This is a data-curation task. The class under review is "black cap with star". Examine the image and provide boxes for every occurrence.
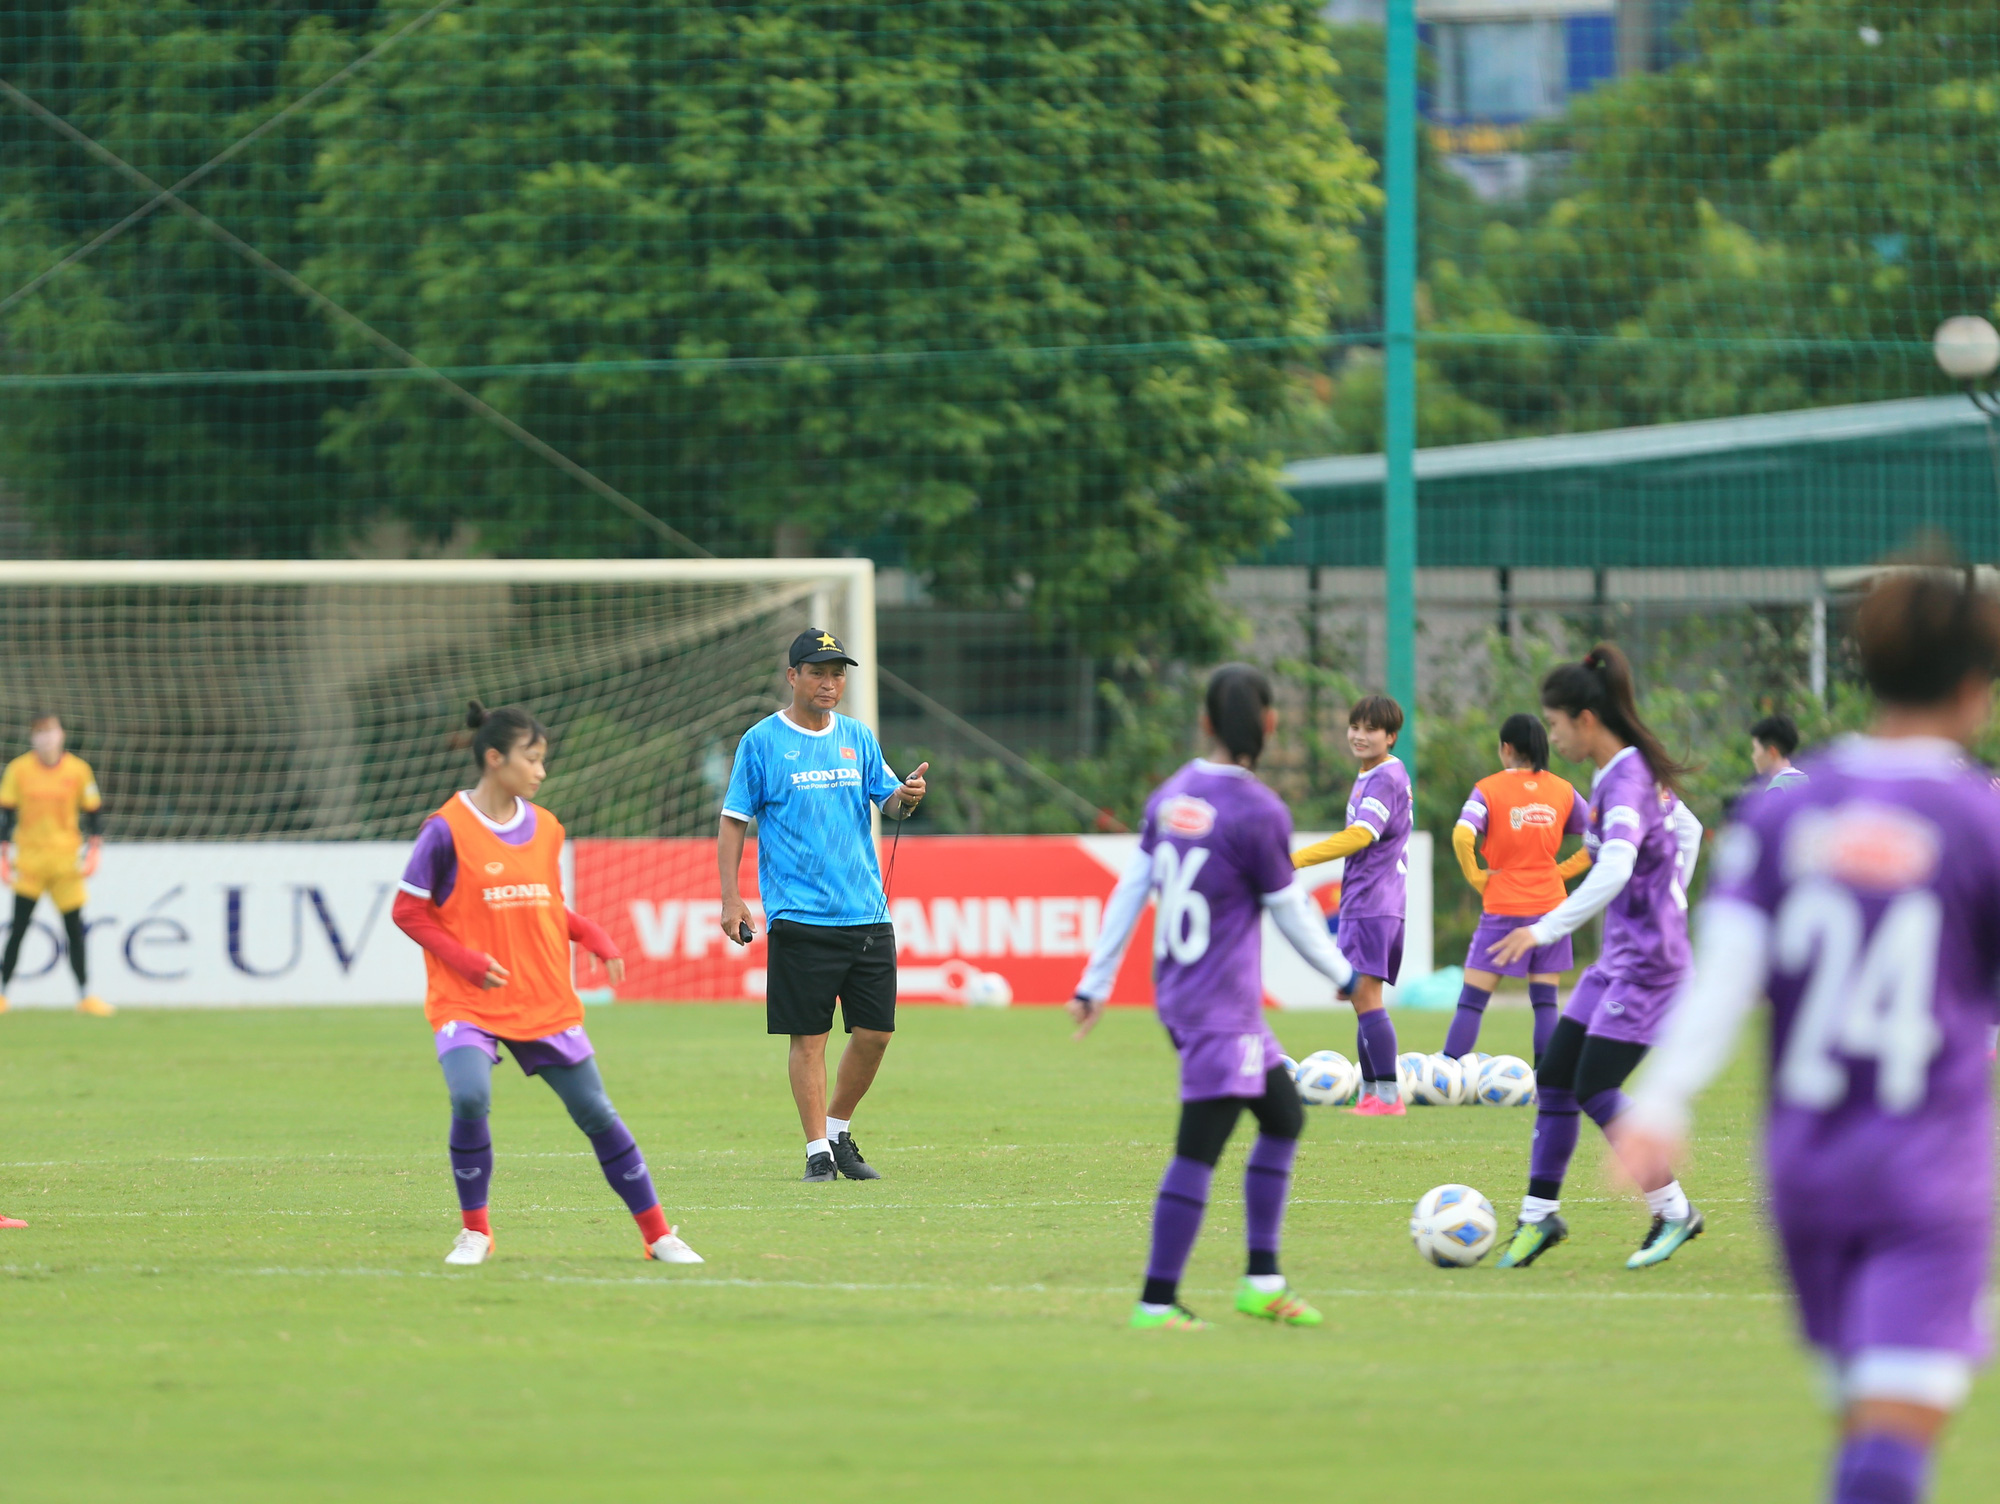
[789,627,858,668]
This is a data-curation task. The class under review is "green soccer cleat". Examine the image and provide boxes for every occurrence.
[1129,1302,1210,1331]
[1494,1213,1568,1268]
[1234,1279,1323,1327]
[1627,1207,1705,1269]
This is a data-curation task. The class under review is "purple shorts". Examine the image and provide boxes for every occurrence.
[1339,915,1404,984]
[1464,912,1573,978]
[433,1020,595,1076]
[1561,965,1681,1046]
[1774,1205,1993,1363]
[1167,1024,1286,1102]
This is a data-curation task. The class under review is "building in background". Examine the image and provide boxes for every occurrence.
[1323,1,1689,201]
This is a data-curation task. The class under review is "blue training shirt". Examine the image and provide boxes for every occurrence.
[722,710,903,927]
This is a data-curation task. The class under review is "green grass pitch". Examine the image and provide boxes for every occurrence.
[1,1002,1994,1502]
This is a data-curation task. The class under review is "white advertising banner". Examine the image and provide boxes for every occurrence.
[3,843,431,1008]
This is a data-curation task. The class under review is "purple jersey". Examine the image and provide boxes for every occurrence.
[1339,757,1411,919]
[1137,760,1296,1035]
[1711,737,2000,1226]
[398,792,539,905]
[1588,748,1689,985]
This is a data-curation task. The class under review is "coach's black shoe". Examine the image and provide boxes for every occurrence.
[802,1151,837,1182]
[831,1132,880,1181]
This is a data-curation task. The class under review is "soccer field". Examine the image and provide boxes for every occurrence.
[0,1003,1993,1503]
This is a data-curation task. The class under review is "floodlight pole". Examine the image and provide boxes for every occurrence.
[1384,0,1420,802]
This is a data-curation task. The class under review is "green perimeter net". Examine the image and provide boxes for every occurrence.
[2,2,1998,873]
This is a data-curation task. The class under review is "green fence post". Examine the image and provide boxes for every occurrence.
[1383,0,1419,800]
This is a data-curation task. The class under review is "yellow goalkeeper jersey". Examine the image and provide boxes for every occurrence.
[0,752,101,866]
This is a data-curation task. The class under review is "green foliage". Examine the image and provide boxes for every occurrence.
[1443,0,2000,434]
[2,3,1377,661]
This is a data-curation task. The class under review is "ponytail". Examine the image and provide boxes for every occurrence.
[1498,712,1549,773]
[1540,643,1693,794]
[461,698,550,772]
[1203,664,1274,767]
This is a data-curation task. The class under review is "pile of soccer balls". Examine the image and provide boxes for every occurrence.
[1286,1049,1536,1108]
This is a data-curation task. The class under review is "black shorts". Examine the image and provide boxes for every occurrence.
[765,919,897,1036]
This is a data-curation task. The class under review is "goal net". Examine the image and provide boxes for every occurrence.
[0,559,874,843]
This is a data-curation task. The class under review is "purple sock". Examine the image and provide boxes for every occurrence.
[1582,1087,1629,1131]
[1243,1135,1298,1270]
[1528,1087,1580,1192]
[448,1116,492,1212]
[1833,1434,1929,1504]
[1142,1156,1214,1300]
[587,1121,659,1215]
[1356,1008,1398,1082]
[1442,982,1491,1058]
[1529,982,1559,1060]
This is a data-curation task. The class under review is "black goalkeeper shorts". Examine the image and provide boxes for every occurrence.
[764,919,897,1036]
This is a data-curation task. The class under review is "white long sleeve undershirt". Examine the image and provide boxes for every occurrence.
[1263,882,1355,992]
[1666,798,1704,907]
[1070,853,1356,1002]
[1072,846,1154,1003]
[1623,899,1771,1136]
[1528,837,1637,943]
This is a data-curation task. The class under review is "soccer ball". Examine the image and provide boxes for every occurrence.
[1411,1053,1465,1106]
[1294,1049,1360,1107]
[1476,1055,1537,1107]
[1411,1183,1498,1266]
[965,971,1012,1007]
[1395,1050,1429,1101]
[1456,1052,1493,1103]
[1279,1054,1299,1078]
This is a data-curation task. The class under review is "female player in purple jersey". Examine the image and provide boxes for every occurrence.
[1290,695,1411,1114]
[1620,571,2000,1504]
[1070,665,1357,1331]
[1487,644,1707,1270]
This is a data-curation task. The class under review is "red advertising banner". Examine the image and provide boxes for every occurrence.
[571,836,1155,1005]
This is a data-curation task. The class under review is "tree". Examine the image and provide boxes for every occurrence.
[299,0,1375,656]
[0,1,366,555]
[1468,0,2000,430]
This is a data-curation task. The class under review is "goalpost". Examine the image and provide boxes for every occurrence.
[0,558,876,844]
[0,557,874,1006]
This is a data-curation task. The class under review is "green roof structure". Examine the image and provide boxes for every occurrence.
[1275,397,1999,568]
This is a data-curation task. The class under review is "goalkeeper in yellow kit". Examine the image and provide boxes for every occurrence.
[0,714,108,1016]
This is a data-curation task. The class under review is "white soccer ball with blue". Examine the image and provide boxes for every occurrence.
[1394,1050,1429,1101]
[1293,1049,1359,1107]
[1456,1052,1493,1103]
[1410,1183,1499,1267]
[1476,1054,1537,1107]
[1279,1054,1299,1079]
[1411,1053,1465,1106]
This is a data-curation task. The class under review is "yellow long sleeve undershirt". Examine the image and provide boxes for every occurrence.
[1291,824,1375,869]
[1451,820,1488,894]
[1557,846,1594,881]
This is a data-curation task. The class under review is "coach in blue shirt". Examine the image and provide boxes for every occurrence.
[719,628,927,1183]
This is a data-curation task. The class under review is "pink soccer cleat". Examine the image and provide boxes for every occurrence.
[1351,1095,1406,1117]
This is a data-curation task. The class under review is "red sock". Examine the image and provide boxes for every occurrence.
[462,1206,491,1237]
[634,1204,669,1245]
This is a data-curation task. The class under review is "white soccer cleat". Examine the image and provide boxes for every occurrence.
[444,1229,493,1266]
[646,1226,704,1265]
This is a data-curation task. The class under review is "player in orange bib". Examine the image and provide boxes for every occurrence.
[391,700,701,1268]
[1447,713,1594,1064]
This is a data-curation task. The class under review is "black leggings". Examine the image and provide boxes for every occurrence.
[0,894,85,989]
[1536,1016,1649,1103]
[1175,1065,1303,1166]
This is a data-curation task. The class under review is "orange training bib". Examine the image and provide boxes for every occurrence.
[1475,770,1577,916]
[421,795,579,1040]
